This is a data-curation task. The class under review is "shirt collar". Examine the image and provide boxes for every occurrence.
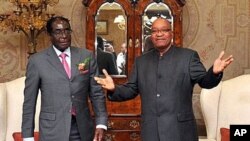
[53,46,71,58]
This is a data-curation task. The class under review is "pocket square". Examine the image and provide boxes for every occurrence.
[79,69,89,74]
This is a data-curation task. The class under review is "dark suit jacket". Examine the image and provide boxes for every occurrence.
[22,46,107,141]
[108,46,222,141]
[97,48,118,75]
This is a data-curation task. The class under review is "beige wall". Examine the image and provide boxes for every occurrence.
[1,0,249,82]
[0,0,86,82]
[183,0,250,79]
[182,0,250,135]
[0,0,249,135]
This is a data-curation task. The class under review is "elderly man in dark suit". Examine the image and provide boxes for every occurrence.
[22,16,107,141]
[94,17,233,141]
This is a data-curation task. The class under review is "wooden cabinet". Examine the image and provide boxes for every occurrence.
[105,116,141,141]
[83,0,185,140]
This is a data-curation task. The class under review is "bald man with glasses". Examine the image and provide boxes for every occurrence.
[94,18,233,141]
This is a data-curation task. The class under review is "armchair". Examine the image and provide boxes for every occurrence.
[199,74,250,141]
[0,77,40,141]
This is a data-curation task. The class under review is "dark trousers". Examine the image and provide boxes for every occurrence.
[69,116,81,141]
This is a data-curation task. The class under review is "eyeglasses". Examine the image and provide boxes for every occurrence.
[52,29,72,37]
[151,28,172,35]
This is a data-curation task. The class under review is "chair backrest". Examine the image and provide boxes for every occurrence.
[200,74,250,141]
[200,82,221,139]
[5,77,41,141]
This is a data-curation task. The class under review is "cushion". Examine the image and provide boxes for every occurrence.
[220,128,229,141]
[12,132,39,141]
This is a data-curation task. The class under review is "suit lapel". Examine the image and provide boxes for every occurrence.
[46,46,69,79]
[70,47,81,80]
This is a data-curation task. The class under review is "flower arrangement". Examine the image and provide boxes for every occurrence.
[77,57,91,74]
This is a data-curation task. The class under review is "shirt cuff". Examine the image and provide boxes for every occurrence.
[23,137,34,141]
[96,124,107,130]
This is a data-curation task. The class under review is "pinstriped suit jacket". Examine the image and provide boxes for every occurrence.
[22,46,107,141]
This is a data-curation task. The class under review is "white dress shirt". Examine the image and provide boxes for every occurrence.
[116,52,126,74]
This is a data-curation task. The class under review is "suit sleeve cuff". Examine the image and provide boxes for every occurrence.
[210,66,223,79]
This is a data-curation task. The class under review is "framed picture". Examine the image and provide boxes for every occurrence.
[96,20,108,35]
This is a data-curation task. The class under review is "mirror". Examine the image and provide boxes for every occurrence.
[142,2,173,54]
[95,2,127,76]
